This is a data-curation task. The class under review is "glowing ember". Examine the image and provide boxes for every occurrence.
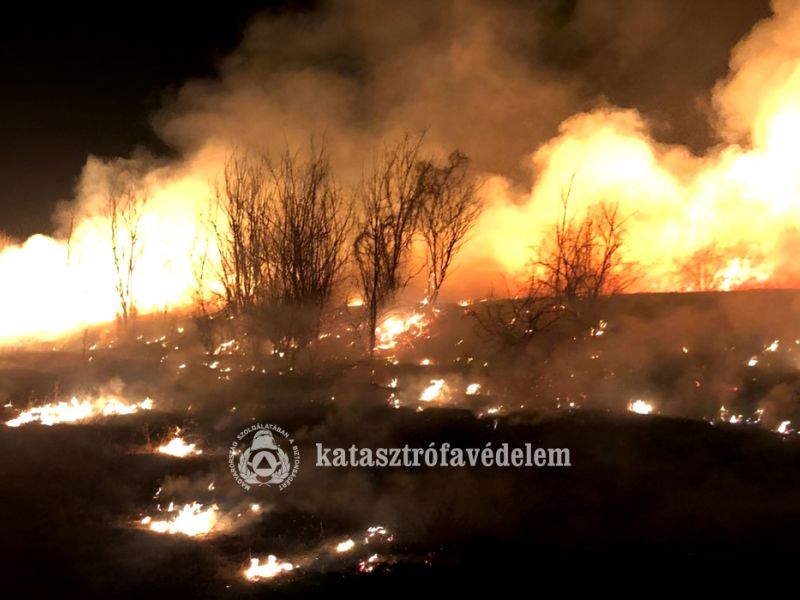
[776,420,792,435]
[336,539,355,553]
[143,502,218,537]
[465,383,481,395]
[6,396,153,427]
[766,340,779,352]
[628,399,654,415]
[358,554,380,573]
[244,556,294,581]
[366,525,392,541]
[420,379,446,402]
[157,435,202,457]
[747,357,759,367]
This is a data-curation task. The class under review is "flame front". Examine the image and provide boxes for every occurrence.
[142,502,218,537]
[244,556,294,581]
[3,4,800,342]
[157,436,202,458]
[6,396,153,427]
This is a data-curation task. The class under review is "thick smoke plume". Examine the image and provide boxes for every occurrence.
[3,0,800,341]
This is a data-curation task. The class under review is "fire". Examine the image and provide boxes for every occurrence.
[374,310,427,351]
[358,554,380,573]
[420,379,446,402]
[335,539,355,553]
[157,435,202,458]
[712,258,771,292]
[142,502,218,537]
[244,556,294,581]
[2,5,800,343]
[6,395,153,427]
[628,399,654,415]
[347,296,364,307]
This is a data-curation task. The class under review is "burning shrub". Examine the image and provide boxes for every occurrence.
[208,142,351,366]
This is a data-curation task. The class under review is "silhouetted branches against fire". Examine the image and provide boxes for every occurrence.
[536,180,632,306]
[354,135,430,356]
[190,225,219,354]
[419,151,482,305]
[209,143,350,365]
[107,182,148,325]
[212,151,269,320]
[470,279,563,348]
[473,179,631,346]
[258,142,352,364]
[675,243,725,292]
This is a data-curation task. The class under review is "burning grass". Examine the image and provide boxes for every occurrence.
[140,502,219,537]
[5,395,153,427]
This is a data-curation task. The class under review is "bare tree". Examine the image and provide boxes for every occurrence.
[536,181,631,304]
[419,151,482,305]
[675,243,724,291]
[259,142,352,363]
[210,144,351,365]
[107,183,148,325]
[353,134,430,356]
[211,151,269,319]
[190,223,222,354]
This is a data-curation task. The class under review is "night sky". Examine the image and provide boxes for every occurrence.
[0,1,769,240]
[0,3,310,239]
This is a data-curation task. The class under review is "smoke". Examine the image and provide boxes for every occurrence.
[1,0,798,340]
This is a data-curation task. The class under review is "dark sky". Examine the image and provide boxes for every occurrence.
[0,3,311,239]
[0,1,769,240]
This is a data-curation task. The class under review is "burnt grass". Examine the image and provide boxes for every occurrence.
[2,290,800,596]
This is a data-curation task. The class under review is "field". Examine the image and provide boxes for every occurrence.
[1,290,800,595]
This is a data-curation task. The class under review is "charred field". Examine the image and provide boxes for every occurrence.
[2,289,800,595]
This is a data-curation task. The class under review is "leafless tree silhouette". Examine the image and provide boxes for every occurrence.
[211,144,351,364]
[470,279,563,348]
[212,151,269,319]
[190,224,221,354]
[258,142,352,363]
[536,180,631,304]
[107,183,148,325]
[675,243,725,291]
[419,151,482,305]
[353,134,431,356]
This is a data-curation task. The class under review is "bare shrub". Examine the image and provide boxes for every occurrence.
[419,151,482,305]
[353,135,430,356]
[107,183,148,325]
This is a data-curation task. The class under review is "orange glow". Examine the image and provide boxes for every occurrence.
[2,5,800,342]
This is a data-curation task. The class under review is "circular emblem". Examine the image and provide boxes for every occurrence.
[229,424,300,491]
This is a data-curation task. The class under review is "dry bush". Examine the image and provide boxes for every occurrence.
[354,134,430,355]
[419,151,482,305]
[106,182,148,325]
